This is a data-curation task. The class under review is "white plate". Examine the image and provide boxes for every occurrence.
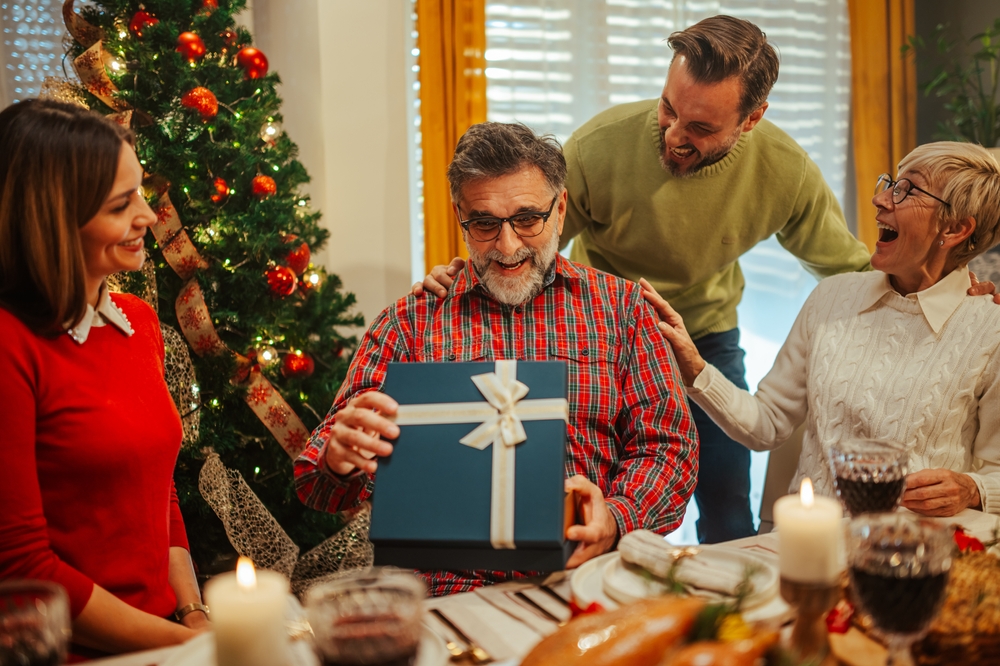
[603,546,779,610]
[570,548,792,625]
[162,628,449,666]
[569,551,619,611]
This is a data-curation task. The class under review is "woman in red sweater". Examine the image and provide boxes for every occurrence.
[0,100,209,656]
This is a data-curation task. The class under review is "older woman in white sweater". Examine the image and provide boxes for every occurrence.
[642,141,1000,517]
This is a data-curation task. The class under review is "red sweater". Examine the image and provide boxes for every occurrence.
[0,294,188,620]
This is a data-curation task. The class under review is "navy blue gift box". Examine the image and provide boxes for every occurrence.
[370,360,575,571]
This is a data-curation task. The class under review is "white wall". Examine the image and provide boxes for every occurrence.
[253,0,413,326]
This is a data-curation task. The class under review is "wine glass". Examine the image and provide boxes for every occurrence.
[847,514,953,666]
[0,580,70,666]
[304,567,425,666]
[828,439,908,516]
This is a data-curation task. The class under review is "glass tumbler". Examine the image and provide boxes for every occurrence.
[304,568,425,666]
[0,580,70,666]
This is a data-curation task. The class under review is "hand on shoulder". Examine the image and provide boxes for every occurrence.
[410,258,464,298]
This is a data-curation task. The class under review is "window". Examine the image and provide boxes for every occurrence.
[480,0,852,542]
[0,1,65,105]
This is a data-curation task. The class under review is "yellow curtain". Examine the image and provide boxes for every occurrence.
[849,0,916,251]
[417,0,487,272]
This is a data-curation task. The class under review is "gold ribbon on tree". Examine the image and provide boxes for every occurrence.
[392,360,568,549]
[62,0,311,459]
[63,0,130,111]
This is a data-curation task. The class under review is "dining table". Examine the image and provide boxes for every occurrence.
[87,507,999,666]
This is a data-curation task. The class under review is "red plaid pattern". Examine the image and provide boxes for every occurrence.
[294,256,698,596]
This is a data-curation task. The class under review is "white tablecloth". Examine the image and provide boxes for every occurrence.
[87,508,999,666]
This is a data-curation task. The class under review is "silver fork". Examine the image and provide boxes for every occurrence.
[430,608,493,663]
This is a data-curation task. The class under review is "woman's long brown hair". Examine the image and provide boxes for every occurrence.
[0,99,133,335]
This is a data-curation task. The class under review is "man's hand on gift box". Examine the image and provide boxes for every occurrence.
[564,475,619,569]
[323,392,400,476]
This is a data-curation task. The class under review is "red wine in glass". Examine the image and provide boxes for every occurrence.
[850,567,948,635]
[828,439,908,516]
[319,614,419,666]
[847,514,953,665]
[835,475,907,515]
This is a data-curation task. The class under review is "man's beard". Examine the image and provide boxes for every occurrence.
[468,229,560,306]
[658,124,743,177]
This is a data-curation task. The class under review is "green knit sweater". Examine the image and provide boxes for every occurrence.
[562,100,871,339]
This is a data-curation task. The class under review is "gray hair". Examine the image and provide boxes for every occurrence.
[898,141,1000,265]
[447,122,566,203]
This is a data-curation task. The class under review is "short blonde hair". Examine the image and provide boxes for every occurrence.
[898,141,1000,265]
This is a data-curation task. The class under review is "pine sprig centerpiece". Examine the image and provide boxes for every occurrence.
[61,0,363,573]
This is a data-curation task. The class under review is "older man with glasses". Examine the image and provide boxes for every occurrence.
[294,121,698,596]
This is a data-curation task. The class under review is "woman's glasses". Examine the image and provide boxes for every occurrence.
[875,174,950,207]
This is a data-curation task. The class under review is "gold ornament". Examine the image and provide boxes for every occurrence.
[259,120,281,145]
[301,270,323,290]
[257,345,279,367]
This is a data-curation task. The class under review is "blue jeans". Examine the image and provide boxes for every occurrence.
[689,328,756,544]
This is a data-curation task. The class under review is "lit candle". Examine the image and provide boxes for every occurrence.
[773,478,845,584]
[204,557,290,666]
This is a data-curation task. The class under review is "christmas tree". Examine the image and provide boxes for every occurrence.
[60,0,363,573]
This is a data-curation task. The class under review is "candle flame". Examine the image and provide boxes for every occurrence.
[236,556,257,590]
[800,477,814,507]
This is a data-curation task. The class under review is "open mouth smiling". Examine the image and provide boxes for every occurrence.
[669,145,696,160]
[496,258,528,271]
[877,221,898,243]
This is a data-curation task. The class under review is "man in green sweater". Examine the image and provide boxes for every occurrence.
[560,16,870,543]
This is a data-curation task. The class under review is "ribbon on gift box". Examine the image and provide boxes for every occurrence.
[392,360,568,549]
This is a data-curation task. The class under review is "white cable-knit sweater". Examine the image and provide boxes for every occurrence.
[689,268,1000,515]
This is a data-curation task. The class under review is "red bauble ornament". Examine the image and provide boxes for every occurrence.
[210,177,228,203]
[220,29,238,51]
[128,10,158,38]
[282,235,311,275]
[265,265,297,297]
[180,86,218,119]
[177,32,207,62]
[251,175,277,199]
[236,47,269,79]
[201,0,219,11]
[281,351,315,379]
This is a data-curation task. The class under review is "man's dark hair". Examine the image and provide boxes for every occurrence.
[447,122,566,203]
[667,15,780,118]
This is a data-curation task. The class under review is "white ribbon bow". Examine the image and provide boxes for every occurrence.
[392,360,568,549]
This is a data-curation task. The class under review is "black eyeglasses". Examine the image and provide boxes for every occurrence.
[875,174,950,207]
[458,196,557,242]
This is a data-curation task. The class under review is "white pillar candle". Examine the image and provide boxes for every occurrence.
[773,478,846,585]
[204,557,290,666]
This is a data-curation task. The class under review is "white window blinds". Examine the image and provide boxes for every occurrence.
[484,0,850,205]
[0,1,65,106]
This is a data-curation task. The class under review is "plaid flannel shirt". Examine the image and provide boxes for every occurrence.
[294,255,698,596]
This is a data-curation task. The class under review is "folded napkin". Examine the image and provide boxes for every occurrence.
[673,554,748,596]
[619,530,747,596]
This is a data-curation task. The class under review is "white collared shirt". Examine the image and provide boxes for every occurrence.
[66,283,134,344]
[857,264,970,335]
